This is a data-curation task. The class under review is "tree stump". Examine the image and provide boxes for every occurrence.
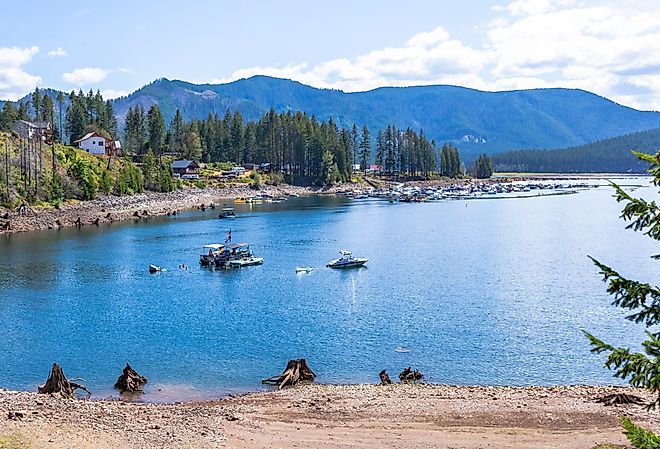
[38,363,91,399]
[379,369,392,385]
[399,366,423,382]
[114,363,147,394]
[596,393,645,406]
[262,359,316,389]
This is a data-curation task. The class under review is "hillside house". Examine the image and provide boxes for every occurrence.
[73,132,119,156]
[11,120,52,142]
[171,160,200,178]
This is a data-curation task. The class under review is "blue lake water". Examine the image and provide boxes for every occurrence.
[0,178,656,401]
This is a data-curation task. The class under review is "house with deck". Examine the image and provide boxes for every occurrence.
[73,132,120,156]
[11,120,52,142]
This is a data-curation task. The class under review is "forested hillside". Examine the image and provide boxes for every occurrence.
[492,127,660,173]
[112,76,660,159]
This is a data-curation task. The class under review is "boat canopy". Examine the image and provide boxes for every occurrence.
[222,208,235,212]
[203,244,224,250]
[227,243,249,250]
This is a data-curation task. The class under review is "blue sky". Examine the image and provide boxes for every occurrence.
[2,0,660,110]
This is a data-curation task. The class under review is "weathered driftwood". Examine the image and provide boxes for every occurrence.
[38,363,91,399]
[596,393,645,406]
[379,369,392,385]
[399,366,423,382]
[114,363,147,394]
[262,359,316,389]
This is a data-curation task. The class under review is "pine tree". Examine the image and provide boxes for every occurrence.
[32,87,41,120]
[169,109,184,155]
[474,154,493,179]
[585,151,660,447]
[0,102,17,131]
[56,91,65,143]
[359,125,371,172]
[147,105,165,155]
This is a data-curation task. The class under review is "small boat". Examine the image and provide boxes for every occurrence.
[200,244,224,266]
[296,267,314,273]
[228,256,264,268]
[220,243,263,268]
[149,264,163,273]
[395,347,411,353]
[234,197,247,204]
[218,208,236,219]
[326,251,369,269]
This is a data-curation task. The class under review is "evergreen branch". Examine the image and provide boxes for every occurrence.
[621,416,660,446]
[611,182,660,241]
[632,150,660,187]
[589,256,660,326]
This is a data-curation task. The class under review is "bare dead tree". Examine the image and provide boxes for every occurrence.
[262,359,316,390]
[114,363,147,394]
[38,363,91,399]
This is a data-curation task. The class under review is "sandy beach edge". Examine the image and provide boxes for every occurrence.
[1,383,659,448]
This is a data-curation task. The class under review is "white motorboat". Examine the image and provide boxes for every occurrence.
[296,267,314,273]
[224,243,263,268]
[228,256,264,267]
[218,208,236,219]
[326,251,368,269]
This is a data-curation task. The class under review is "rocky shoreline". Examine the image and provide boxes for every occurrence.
[1,384,658,448]
[0,184,345,235]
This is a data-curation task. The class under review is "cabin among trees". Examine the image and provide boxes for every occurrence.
[171,159,200,177]
[74,132,121,156]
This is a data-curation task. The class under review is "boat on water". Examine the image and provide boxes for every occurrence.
[223,243,263,268]
[296,267,314,273]
[228,256,264,267]
[199,243,225,266]
[218,208,236,219]
[326,251,369,269]
[210,243,263,268]
[234,197,247,204]
[149,264,163,273]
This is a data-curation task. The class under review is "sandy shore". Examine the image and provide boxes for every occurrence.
[0,184,346,235]
[1,384,658,448]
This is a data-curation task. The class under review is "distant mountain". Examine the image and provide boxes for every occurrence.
[6,76,660,161]
[112,76,660,159]
[492,127,660,173]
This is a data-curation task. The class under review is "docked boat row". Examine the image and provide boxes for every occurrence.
[200,243,263,268]
[233,194,290,204]
[337,180,598,203]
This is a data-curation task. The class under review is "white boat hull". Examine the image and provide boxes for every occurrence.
[326,258,368,269]
[229,257,264,268]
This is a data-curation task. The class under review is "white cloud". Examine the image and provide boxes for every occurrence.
[47,47,67,57]
[117,67,134,74]
[62,67,108,86]
[0,46,41,100]
[101,88,129,99]
[214,0,660,110]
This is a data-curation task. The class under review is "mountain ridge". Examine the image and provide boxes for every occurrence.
[4,75,660,160]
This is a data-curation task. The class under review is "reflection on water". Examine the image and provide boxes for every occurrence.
[0,177,656,401]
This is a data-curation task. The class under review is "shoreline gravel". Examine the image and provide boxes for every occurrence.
[2,383,659,448]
